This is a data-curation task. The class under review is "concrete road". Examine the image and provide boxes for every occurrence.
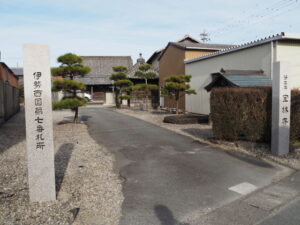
[257,171,300,225]
[258,198,300,225]
[81,107,288,225]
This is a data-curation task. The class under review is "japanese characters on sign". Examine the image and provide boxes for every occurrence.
[271,61,291,156]
[32,72,46,150]
[23,44,56,202]
[280,74,290,127]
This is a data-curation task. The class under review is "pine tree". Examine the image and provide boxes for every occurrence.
[51,53,90,122]
[162,74,196,114]
[133,64,158,110]
[109,66,133,108]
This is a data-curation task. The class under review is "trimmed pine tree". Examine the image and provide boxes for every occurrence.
[162,74,196,114]
[52,53,90,122]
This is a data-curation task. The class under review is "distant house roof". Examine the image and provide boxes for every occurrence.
[175,34,201,43]
[0,63,19,88]
[205,69,272,91]
[147,34,203,64]
[75,56,133,85]
[11,67,23,76]
[185,32,300,64]
[169,41,234,51]
[158,39,234,60]
[146,48,164,64]
[0,63,15,76]
[128,54,158,79]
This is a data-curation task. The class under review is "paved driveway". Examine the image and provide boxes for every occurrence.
[81,107,288,225]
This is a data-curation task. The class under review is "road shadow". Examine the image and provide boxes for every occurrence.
[154,204,190,225]
[80,115,92,122]
[151,111,173,115]
[55,143,74,195]
[182,128,213,139]
[0,110,25,154]
[225,151,274,168]
[56,116,75,125]
[56,115,92,124]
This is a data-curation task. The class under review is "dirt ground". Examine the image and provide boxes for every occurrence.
[0,109,123,225]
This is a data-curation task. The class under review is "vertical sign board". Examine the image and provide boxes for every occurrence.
[23,44,56,202]
[271,61,291,156]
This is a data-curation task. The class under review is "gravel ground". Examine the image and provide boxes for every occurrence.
[0,109,123,225]
[116,107,300,170]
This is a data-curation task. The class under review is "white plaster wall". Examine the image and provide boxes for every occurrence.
[185,43,272,115]
[276,41,300,89]
[51,91,64,102]
[160,96,164,107]
[105,92,115,105]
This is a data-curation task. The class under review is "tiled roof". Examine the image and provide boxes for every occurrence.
[75,56,133,85]
[147,34,201,64]
[11,67,23,76]
[146,48,164,64]
[127,62,158,79]
[158,39,235,60]
[74,77,111,85]
[128,54,158,79]
[0,63,19,88]
[205,69,271,91]
[170,41,234,50]
[175,34,201,43]
[185,32,300,64]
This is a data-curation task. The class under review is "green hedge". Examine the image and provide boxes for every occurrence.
[291,90,300,142]
[210,87,300,143]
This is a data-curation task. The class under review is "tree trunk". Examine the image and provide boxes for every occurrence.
[127,91,131,108]
[115,88,120,109]
[145,95,148,110]
[176,93,179,114]
[145,79,148,110]
[127,98,131,108]
[73,107,79,123]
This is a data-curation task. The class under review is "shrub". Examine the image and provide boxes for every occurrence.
[291,90,300,142]
[53,98,87,110]
[51,53,90,122]
[163,115,209,124]
[161,74,196,114]
[52,79,86,92]
[109,66,132,108]
[119,94,131,100]
[210,87,300,143]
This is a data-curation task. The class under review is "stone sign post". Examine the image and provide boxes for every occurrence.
[271,61,291,156]
[23,44,56,202]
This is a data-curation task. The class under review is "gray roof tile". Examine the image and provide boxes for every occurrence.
[205,70,271,91]
[10,67,23,76]
[170,41,234,50]
[76,56,133,85]
[127,62,158,79]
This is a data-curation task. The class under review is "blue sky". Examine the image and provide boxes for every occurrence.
[0,0,300,67]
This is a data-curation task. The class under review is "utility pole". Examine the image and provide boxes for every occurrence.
[200,30,210,43]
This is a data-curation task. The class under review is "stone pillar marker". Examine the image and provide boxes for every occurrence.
[23,44,56,202]
[271,61,291,156]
